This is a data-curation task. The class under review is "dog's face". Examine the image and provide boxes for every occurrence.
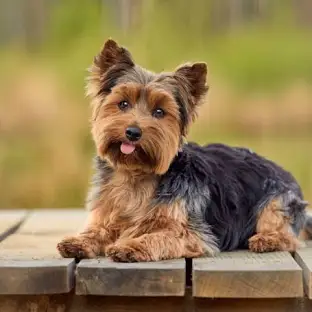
[87,40,208,174]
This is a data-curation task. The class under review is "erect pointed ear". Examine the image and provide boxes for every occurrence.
[93,39,134,74]
[87,39,134,98]
[174,62,208,100]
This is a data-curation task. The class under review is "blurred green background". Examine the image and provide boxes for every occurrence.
[0,0,311,208]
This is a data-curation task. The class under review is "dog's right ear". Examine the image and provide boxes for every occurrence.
[94,39,134,73]
[87,39,134,99]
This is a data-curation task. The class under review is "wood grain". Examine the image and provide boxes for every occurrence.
[0,259,75,295]
[1,294,312,312]
[194,298,312,312]
[294,247,312,298]
[76,258,186,296]
[0,209,87,257]
[0,209,87,294]
[193,251,303,298]
[0,294,186,312]
[0,294,70,312]
[71,296,185,312]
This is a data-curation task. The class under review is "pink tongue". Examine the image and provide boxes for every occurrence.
[120,143,136,154]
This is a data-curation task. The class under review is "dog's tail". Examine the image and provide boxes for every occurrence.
[300,212,312,240]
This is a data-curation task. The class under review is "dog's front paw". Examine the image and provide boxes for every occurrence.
[106,242,152,262]
[57,236,97,259]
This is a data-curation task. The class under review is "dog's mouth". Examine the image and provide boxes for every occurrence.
[103,140,158,172]
[120,142,136,155]
[106,141,142,157]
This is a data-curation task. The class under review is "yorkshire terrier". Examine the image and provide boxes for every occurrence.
[57,39,311,262]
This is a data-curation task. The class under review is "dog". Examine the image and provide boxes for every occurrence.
[57,39,311,262]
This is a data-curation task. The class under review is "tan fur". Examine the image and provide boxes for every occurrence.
[86,39,134,99]
[57,39,209,262]
[91,82,180,174]
[299,228,310,240]
[174,62,208,123]
[57,171,206,261]
[106,200,206,262]
[249,198,301,252]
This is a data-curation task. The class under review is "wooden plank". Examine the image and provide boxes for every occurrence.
[1,294,312,312]
[0,259,75,295]
[0,209,87,257]
[0,294,70,312]
[71,295,186,312]
[294,247,312,299]
[0,294,186,312]
[76,258,185,296]
[0,209,87,295]
[17,209,87,234]
[193,251,303,298]
[194,298,312,312]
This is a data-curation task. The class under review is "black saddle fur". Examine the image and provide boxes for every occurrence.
[156,142,307,251]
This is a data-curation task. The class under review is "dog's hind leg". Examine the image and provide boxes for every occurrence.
[248,192,307,253]
[299,212,312,240]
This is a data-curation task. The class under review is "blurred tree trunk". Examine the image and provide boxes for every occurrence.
[228,0,243,28]
[243,0,269,21]
[23,0,47,51]
[0,0,24,45]
[0,0,52,50]
[210,0,270,33]
[101,0,144,32]
[293,0,312,27]
[210,0,230,33]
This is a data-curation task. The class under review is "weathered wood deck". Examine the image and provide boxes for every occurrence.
[1,210,312,311]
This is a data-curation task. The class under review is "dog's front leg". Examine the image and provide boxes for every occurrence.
[106,230,206,262]
[105,200,209,262]
[106,231,179,262]
[57,207,117,259]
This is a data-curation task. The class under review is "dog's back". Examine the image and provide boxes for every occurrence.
[157,142,308,252]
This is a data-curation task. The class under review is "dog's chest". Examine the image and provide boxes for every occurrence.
[104,173,157,222]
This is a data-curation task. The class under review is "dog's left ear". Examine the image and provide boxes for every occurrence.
[87,39,135,99]
[174,62,208,102]
[94,39,134,74]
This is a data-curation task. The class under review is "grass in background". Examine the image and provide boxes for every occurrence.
[0,0,311,208]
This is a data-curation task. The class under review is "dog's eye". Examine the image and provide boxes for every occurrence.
[152,108,165,119]
[118,101,130,111]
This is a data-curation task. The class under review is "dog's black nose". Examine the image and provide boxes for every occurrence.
[125,127,142,141]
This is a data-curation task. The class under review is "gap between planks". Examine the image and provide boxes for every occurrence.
[0,210,30,242]
[294,246,312,299]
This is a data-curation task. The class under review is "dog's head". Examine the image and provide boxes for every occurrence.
[87,39,208,174]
